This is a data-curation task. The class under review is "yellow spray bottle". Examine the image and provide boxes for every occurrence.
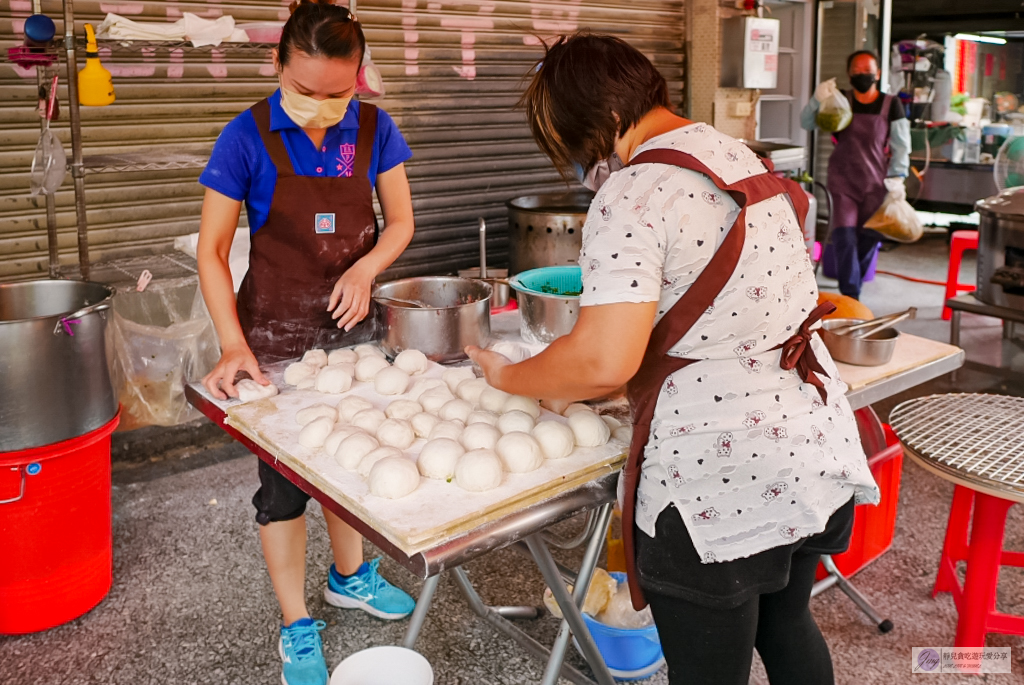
[78,24,114,106]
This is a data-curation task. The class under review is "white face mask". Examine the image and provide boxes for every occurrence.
[575,153,625,192]
[279,84,352,129]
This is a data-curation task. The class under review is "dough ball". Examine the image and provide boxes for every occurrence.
[429,420,465,442]
[394,349,430,375]
[418,438,465,480]
[479,386,512,413]
[376,418,416,450]
[236,379,279,403]
[386,399,423,421]
[467,410,498,426]
[302,349,328,368]
[338,395,374,423]
[296,403,338,426]
[563,403,593,417]
[460,422,500,451]
[374,367,410,396]
[502,395,541,419]
[284,361,318,386]
[368,456,420,499]
[296,377,316,390]
[442,367,476,393]
[354,344,386,359]
[315,365,353,394]
[495,432,544,473]
[336,432,379,470]
[456,378,489,405]
[299,416,334,449]
[612,425,633,443]
[409,378,447,401]
[488,341,532,364]
[324,426,362,458]
[497,410,535,435]
[358,446,403,478]
[533,421,576,460]
[568,410,611,447]
[327,348,359,366]
[355,355,390,382]
[351,408,387,434]
[439,398,474,423]
[601,415,623,431]
[411,412,442,439]
[454,449,504,492]
[420,388,455,414]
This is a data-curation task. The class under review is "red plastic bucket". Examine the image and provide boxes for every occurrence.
[0,411,120,634]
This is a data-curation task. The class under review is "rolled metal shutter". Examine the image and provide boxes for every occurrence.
[0,0,684,281]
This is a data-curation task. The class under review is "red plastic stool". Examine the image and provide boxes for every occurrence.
[942,230,978,321]
[933,485,1024,646]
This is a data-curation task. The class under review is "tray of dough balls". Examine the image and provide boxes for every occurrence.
[223,344,631,555]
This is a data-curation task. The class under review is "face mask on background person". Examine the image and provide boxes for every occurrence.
[574,153,625,192]
[849,73,878,94]
[279,83,352,128]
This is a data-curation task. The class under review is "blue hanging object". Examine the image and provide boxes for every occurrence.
[24,14,56,46]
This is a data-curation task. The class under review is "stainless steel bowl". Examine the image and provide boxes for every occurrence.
[373,277,491,363]
[820,318,900,367]
[508,283,579,344]
[458,267,510,309]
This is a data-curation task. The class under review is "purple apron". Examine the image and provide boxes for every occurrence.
[827,92,893,228]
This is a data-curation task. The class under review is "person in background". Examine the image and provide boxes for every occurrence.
[197,2,416,684]
[801,50,911,300]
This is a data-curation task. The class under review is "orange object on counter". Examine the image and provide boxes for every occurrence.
[817,292,874,321]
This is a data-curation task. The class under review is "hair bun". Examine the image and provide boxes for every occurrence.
[289,0,345,14]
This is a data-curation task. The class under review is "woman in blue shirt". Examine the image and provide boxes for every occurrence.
[197,3,415,683]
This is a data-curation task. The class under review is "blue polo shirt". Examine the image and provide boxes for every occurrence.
[199,90,412,234]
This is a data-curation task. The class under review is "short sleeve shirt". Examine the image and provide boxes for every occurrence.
[199,90,412,234]
[580,123,880,563]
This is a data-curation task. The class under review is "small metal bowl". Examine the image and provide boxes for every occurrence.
[458,267,510,309]
[819,318,900,367]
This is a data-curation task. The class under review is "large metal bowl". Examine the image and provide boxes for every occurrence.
[819,318,900,367]
[373,277,491,363]
[458,267,510,309]
[508,281,579,344]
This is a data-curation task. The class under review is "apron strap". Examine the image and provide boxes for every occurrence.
[251,98,297,178]
[353,102,378,179]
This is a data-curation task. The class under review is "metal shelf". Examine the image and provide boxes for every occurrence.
[81,151,209,174]
[57,38,277,54]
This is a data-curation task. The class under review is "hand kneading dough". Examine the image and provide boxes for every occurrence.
[299,416,334,448]
[336,432,379,470]
[284,361,319,386]
[296,403,338,426]
[386,399,423,421]
[601,415,622,431]
[495,432,544,473]
[456,378,489,405]
[374,366,410,395]
[324,426,362,457]
[357,446,403,478]
[419,389,454,414]
[568,410,611,447]
[337,395,374,423]
[394,349,429,375]
[460,422,500,451]
[455,449,504,492]
[368,456,420,499]
[376,418,416,449]
[418,438,465,480]
[612,425,633,443]
[497,410,535,435]
[439,398,473,423]
[466,410,498,426]
[479,386,512,413]
[327,348,358,366]
[354,344,386,359]
[302,349,328,368]
[236,379,279,403]
[563,403,593,417]
[355,355,390,382]
[488,341,532,364]
[350,408,387,434]
[429,420,465,442]
[502,395,541,419]
[442,367,476,393]
[409,378,446,401]
[315,365,353,394]
[533,421,575,460]
[411,412,441,439]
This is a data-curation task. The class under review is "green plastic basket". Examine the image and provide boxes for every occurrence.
[509,266,583,298]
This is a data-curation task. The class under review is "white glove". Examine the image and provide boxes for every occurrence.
[814,78,837,104]
[884,176,907,203]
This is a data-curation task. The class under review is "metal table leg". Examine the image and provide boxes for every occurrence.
[811,555,893,633]
[402,573,442,649]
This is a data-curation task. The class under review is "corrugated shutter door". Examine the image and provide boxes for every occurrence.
[0,0,684,281]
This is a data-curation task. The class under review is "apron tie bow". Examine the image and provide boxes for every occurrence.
[775,301,837,404]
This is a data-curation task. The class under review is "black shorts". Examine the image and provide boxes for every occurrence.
[252,459,310,525]
[635,496,855,609]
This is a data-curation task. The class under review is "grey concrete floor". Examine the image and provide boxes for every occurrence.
[4,235,1024,685]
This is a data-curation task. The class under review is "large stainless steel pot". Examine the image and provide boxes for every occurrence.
[506,191,593,274]
[976,189,1024,310]
[373,277,491,363]
[0,280,117,451]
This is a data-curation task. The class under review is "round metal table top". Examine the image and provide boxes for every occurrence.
[890,393,1024,504]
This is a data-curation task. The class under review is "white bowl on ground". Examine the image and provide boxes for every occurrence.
[331,646,433,685]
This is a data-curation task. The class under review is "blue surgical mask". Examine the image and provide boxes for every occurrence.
[574,153,624,192]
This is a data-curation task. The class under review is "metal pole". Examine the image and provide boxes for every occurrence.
[32,0,59,278]
[401,573,441,649]
[62,0,90,280]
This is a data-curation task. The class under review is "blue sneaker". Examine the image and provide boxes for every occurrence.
[324,558,415,620]
[278,618,328,685]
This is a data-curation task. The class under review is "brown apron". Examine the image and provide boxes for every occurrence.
[236,99,379,364]
[621,148,835,610]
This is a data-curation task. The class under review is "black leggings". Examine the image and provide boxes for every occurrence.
[646,550,834,685]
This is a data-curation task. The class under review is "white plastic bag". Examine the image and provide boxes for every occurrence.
[355,45,385,98]
[864,177,923,243]
[816,78,852,132]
